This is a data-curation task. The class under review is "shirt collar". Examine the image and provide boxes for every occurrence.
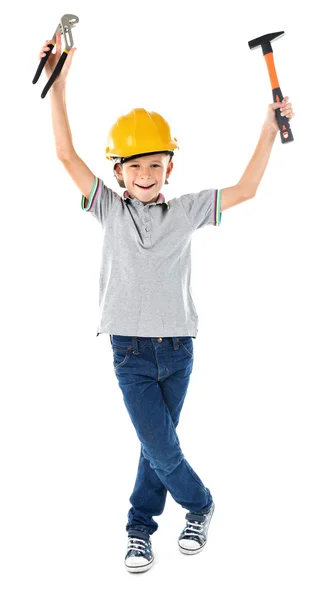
[122,189,170,209]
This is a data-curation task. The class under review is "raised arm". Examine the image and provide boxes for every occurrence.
[36,32,96,199]
[221,97,294,212]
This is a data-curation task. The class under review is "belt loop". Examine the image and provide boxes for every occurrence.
[172,336,180,350]
[132,337,139,355]
[109,334,112,346]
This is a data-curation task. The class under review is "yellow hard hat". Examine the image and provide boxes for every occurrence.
[105,108,179,160]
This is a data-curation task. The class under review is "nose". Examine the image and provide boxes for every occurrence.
[140,167,152,177]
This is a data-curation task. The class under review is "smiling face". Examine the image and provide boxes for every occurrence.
[114,153,174,204]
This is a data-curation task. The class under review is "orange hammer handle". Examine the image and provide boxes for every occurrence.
[264,52,280,89]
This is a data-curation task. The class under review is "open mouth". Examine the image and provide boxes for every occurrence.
[135,184,155,189]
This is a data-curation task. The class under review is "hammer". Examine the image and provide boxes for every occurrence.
[248,31,294,144]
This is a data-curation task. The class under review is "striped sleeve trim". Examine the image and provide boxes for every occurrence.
[81,176,100,211]
[214,189,222,226]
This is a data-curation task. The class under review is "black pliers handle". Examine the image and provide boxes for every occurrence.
[32,14,79,98]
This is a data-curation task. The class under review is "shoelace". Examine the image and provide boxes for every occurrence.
[183,519,204,539]
[127,537,150,554]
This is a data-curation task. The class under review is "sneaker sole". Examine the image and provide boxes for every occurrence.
[125,558,154,573]
[178,540,207,555]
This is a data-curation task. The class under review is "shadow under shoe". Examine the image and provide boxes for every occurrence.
[178,502,215,555]
[125,535,154,573]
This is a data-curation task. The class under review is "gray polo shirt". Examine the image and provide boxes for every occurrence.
[81,177,222,338]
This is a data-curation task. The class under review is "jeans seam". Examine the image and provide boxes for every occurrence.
[184,460,208,494]
[179,340,194,359]
[113,347,131,369]
[168,409,181,449]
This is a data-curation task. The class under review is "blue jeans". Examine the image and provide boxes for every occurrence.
[110,335,213,539]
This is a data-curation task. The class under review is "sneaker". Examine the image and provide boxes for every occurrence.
[124,535,154,573]
[178,502,215,555]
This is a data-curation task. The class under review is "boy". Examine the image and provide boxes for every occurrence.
[39,33,294,573]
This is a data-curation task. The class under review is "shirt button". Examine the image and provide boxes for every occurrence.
[157,338,162,343]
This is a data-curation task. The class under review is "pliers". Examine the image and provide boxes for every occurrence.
[32,14,79,99]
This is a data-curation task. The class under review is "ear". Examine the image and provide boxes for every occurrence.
[114,163,122,177]
[166,160,174,179]
[114,163,124,182]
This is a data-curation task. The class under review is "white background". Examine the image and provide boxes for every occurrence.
[1,0,318,597]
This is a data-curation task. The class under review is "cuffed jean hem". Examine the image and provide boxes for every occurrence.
[126,528,152,540]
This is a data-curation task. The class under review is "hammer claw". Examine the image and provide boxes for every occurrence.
[248,31,285,51]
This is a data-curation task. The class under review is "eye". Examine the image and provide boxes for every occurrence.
[129,164,161,168]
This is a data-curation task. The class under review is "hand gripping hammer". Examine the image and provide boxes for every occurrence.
[248,31,294,144]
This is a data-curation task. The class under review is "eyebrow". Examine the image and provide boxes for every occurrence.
[127,161,164,166]
[128,159,164,163]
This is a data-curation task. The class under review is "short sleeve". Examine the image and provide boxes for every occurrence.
[180,189,222,230]
[81,176,118,225]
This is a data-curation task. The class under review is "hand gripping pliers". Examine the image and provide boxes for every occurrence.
[32,14,79,99]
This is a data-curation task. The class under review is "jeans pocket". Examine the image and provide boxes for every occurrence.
[112,345,132,369]
[179,338,194,359]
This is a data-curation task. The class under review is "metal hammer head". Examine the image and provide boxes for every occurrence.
[248,31,285,52]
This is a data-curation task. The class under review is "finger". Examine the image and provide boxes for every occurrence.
[55,32,61,51]
[39,46,50,58]
[280,103,293,112]
[276,97,289,108]
[67,47,77,58]
[272,99,290,110]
